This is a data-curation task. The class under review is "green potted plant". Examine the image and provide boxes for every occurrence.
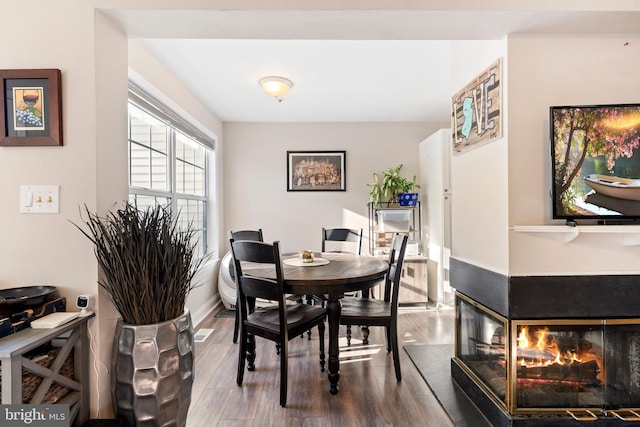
[368,164,420,206]
[73,202,206,427]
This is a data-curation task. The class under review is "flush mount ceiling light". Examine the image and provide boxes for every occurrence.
[259,76,293,102]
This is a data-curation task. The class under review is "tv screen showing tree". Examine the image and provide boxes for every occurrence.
[551,104,640,221]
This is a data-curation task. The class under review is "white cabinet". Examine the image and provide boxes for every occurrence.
[419,128,453,307]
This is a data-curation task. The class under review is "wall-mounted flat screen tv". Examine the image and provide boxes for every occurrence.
[551,104,640,222]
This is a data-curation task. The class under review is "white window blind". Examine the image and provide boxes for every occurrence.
[127,82,213,257]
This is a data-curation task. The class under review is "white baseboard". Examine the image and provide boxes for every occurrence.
[191,295,223,328]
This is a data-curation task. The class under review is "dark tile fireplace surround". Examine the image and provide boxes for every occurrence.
[450,258,640,427]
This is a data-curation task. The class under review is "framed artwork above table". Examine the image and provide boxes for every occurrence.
[287,150,346,191]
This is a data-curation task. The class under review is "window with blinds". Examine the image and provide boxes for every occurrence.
[127,84,214,258]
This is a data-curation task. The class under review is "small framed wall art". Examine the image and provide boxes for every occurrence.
[0,69,63,147]
[287,150,346,191]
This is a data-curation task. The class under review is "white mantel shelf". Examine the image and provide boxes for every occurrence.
[512,225,640,245]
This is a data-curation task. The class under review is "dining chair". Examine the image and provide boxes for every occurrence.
[314,227,364,305]
[321,227,363,255]
[228,229,263,344]
[339,233,408,381]
[231,239,326,407]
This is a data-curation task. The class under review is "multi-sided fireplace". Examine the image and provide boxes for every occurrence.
[450,259,640,426]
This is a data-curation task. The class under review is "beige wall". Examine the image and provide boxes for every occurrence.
[94,0,640,12]
[448,35,640,277]
[0,0,113,417]
[0,2,98,294]
[222,122,447,254]
[94,11,129,417]
[507,35,640,275]
[449,40,510,274]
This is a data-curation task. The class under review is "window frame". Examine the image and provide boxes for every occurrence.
[127,82,214,258]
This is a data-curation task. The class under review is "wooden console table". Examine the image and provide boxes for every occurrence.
[0,314,93,426]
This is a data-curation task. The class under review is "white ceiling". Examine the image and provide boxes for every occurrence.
[105,9,640,123]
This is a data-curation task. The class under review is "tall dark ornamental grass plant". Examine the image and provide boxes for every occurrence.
[74,203,204,325]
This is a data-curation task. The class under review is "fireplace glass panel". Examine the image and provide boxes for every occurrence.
[456,295,507,404]
[604,321,640,409]
[455,290,640,420]
[513,322,604,411]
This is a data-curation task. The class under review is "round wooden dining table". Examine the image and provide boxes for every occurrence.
[280,252,388,394]
[242,251,387,394]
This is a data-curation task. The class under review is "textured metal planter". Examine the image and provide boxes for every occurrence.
[112,310,194,427]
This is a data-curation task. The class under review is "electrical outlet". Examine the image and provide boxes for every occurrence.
[20,185,59,214]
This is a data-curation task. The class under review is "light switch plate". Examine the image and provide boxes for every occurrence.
[20,185,59,214]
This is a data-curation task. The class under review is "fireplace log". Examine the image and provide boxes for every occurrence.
[518,360,600,385]
[516,348,556,362]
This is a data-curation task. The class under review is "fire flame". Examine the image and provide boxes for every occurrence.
[517,326,583,367]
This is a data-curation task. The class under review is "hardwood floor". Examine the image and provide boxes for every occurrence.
[187,305,456,427]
